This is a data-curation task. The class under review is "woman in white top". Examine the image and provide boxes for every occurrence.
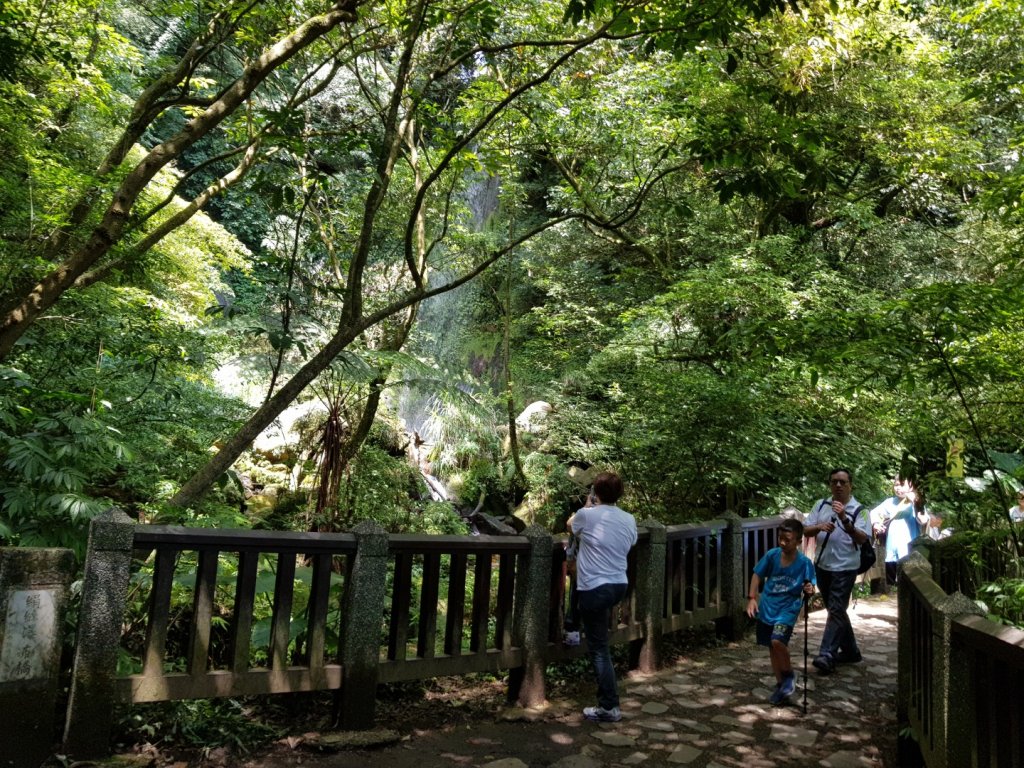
[567,471,637,723]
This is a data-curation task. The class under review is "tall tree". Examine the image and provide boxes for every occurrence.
[2,0,818,517]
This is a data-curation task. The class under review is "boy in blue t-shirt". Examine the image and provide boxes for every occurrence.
[747,517,817,705]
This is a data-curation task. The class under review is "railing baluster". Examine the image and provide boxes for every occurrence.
[418,553,441,659]
[686,538,697,612]
[142,547,176,677]
[714,531,722,610]
[701,534,711,610]
[306,553,332,672]
[388,553,412,660]
[691,534,701,611]
[444,552,467,656]
[470,553,492,653]
[230,550,257,673]
[670,539,682,615]
[496,553,515,650]
[187,549,218,676]
[270,553,296,670]
[621,548,636,628]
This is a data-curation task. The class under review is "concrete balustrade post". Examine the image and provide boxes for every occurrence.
[930,591,984,768]
[335,520,388,729]
[945,617,982,768]
[910,535,938,581]
[718,513,747,641]
[509,526,552,708]
[63,508,135,759]
[0,546,76,768]
[632,520,666,673]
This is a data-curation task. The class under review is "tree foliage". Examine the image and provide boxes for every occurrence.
[0,0,1022,551]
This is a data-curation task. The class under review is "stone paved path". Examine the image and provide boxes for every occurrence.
[248,596,899,768]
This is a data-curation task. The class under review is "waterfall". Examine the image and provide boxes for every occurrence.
[394,171,501,503]
[150,19,183,59]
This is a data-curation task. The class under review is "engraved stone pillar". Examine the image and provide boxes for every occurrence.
[0,547,76,768]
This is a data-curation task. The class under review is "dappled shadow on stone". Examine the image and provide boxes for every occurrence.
[241,597,898,768]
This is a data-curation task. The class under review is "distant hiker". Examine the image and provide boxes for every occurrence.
[747,517,816,705]
[1010,489,1024,523]
[567,471,637,723]
[869,476,917,586]
[804,467,872,674]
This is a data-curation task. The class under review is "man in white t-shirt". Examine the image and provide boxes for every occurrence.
[567,471,637,723]
[804,467,872,675]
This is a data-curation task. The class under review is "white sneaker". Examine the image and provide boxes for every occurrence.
[582,705,621,722]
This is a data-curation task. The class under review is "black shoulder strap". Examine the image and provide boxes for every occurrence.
[815,505,864,565]
[849,505,864,548]
[813,499,832,566]
[813,500,863,561]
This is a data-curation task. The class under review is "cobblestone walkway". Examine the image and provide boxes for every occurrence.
[249,596,899,768]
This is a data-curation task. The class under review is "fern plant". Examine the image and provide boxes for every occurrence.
[0,366,128,556]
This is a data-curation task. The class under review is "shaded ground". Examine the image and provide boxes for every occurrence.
[116,595,900,768]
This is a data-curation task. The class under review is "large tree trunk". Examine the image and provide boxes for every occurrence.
[74,142,263,290]
[169,319,366,509]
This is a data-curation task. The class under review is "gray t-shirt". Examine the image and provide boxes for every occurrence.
[571,504,638,591]
[806,496,871,572]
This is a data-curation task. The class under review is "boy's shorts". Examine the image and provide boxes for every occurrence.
[756,620,794,647]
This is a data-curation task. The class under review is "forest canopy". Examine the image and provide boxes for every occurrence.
[1,0,1023,555]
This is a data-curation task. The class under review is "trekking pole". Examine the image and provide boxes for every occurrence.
[803,591,810,716]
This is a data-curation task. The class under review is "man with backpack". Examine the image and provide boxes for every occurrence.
[804,467,873,675]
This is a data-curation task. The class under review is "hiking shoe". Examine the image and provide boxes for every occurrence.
[779,674,796,699]
[769,684,785,705]
[583,705,622,722]
[835,650,863,664]
[812,654,835,674]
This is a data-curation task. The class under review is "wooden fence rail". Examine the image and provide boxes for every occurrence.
[62,511,780,758]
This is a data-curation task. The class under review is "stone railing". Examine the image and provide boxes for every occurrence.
[898,549,1024,768]
[22,510,783,762]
